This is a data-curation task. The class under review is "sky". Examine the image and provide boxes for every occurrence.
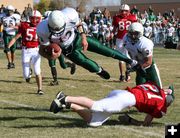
[33,0,40,3]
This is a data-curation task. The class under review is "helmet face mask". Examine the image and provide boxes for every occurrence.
[48,23,66,35]
[30,10,42,26]
[128,22,144,43]
[128,31,141,42]
[48,10,66,35]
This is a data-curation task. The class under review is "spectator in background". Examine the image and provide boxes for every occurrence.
[27,3,33,17]
[14,9,20,15]
[130,5,139,16]
[22,7,29,21]
[0,4,6,13]
[89,9,96,24]
[89,20,99,39]
[144,21,153,39]
[102,8,111,19]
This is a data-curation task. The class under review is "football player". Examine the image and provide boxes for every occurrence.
[113,4,137,82]
[124,22,162,88]
[37,7,137,80]
[2,5,20,69]
[50,82,174,127]
[7,10,44,95]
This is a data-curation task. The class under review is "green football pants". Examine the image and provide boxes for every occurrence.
[3,32,16,52]
[136,63,162,88]
[65,35,133,73]
[48,54,69,69]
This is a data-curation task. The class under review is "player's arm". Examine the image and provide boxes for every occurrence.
[7,33,21,49]
[77,23,88,51]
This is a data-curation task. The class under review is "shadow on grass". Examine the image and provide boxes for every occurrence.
[0,79,23,84]
[1,107,163,128]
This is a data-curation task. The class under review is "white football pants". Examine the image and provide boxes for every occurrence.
[21,47,41,79]
[91,90,136,113]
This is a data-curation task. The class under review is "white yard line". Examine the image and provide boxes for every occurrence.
[0,99,164,137]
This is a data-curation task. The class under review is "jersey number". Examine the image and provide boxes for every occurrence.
[118,21,131,31]
[26,28,38,41]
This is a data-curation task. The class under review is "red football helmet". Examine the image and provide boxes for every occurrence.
[119,4,130,18]
[30,10,42,27]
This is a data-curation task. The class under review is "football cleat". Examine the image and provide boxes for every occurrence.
[70,63,76,75]
[119,75,125,82]
[26,78,31,83]
[66,62,76,75]
[49,91,66,113]
[7,62,14,69]
[37,90,44,95]
[97,68,110,80]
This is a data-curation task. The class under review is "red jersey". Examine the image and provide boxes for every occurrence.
[113,14,137,39]
[18,22,39,48]
[127,82,167,118]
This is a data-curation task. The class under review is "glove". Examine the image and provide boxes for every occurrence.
[4,47,10,53]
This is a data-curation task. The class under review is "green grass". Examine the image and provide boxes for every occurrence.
[0,47,180,138]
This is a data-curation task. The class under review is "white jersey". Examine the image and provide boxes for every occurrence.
[144,26,152,38]
[37,7,80,48]
[123,35,154,64]
[2,14,19,35]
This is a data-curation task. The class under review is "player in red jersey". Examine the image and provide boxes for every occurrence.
[113,4,137,82]
[49,82,174,127]
[7,10,44,95]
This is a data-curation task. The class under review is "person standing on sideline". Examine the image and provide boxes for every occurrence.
[112,4,137,82]
[7,10,44,95]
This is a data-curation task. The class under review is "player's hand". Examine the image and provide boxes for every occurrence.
[4,47,10,53]
[81,34,88,52]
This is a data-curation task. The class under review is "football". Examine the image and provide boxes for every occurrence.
[44,43,61,55]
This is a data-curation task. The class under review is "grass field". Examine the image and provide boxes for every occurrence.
[0,47,180,138]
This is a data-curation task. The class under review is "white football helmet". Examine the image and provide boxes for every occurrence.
[120,4,130,11]
[128,22,144,42]
[48,10,66,35]
[119,4,130,17]
[30,10,42,26]
[6,5,15,11]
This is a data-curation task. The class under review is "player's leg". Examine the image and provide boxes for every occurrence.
[10,38,17,68]
[48,59,59,86]
[146,63,162,88]
[3,33,12,69]
[116,38,125,81]
[32,48,44,95]
[67,49,110,79]
[58,54,76,75]
[135,71,146,86]
[21,48,32,82]
[86,36,136,66]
